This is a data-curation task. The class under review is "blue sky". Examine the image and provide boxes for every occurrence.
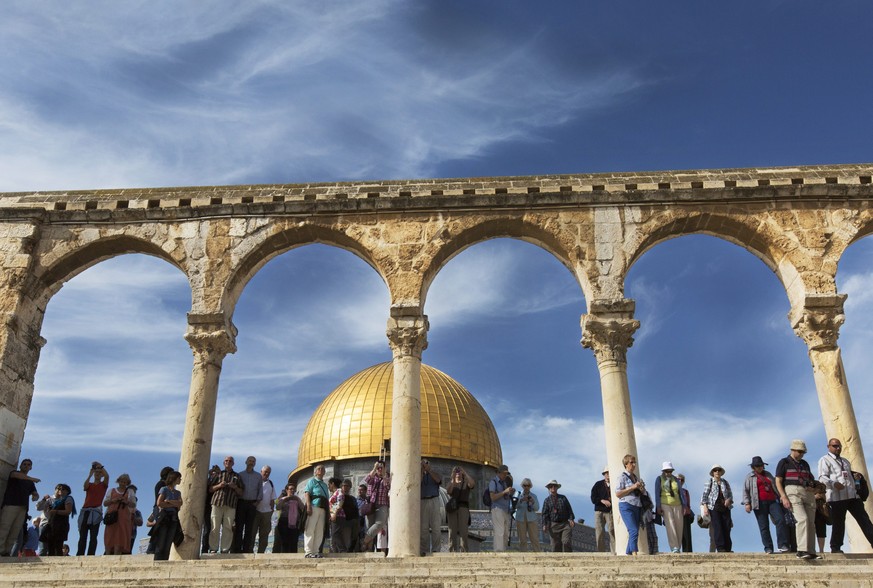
[4,2,873,553]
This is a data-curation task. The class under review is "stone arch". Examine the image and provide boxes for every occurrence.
[30,234,189,307]
[625,212,804,306]
[419,217,588,309]
[221,223,387,316]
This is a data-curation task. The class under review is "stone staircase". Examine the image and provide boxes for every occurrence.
[3,552,872,587]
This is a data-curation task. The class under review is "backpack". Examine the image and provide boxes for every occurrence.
[482,480,495,509]
[854,472,869,502]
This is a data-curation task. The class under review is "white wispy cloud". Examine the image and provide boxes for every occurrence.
[0,2,645,191]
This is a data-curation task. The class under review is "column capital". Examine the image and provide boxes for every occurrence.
[789,294,846,352]
[184,312,237,358]
[581,299,640,365]
[386,308,429,360]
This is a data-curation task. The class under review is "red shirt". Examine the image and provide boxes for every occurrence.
[755,474,777,502]
[83,482,108,509]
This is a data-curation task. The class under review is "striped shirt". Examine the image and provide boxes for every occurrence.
[775,456,814,487]
[210,469,242,508]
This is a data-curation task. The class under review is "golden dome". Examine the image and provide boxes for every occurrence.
[293,362,502,475]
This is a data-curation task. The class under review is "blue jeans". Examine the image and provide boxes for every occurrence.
[619,502,641,554]
[753,499,788,551]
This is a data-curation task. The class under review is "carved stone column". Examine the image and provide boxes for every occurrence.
[171,313,237,560]
[581,299,643,555]
[791,294,872,553]
[385,308,428,558]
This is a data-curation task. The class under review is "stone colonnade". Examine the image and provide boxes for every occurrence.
[1,164,872,557]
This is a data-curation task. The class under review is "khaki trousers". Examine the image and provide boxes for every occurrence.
[662,503,684,551]
[516,519,541,551]
[786,485,817,553]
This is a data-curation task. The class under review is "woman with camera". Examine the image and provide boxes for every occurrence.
[615,454,646,555]
[514,478,541,551]
[445,466,475,552]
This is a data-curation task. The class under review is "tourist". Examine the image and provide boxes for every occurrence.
[76,461,108,556]
[255,464,277,554]
[146,466,173,555]
[303,464,329,558]
[676,473,693,552]
[446,466,475,552]
[20,516,40,557]
[130,486,143,554]
[43,483,76,556]
[356,483,369,548]
[541,480,575,552]
[232,455,263,553]
[209,456,243,554]
[814,481,828,554]
[202,464,220,553]
[616,454,644,555]
[0,458,39,557]
[362,460,390,552]
[275,481,305,553]
[700,464,733,553]
[153,471,183,561]
[488,464,515,552]
[775,440,819,560]
[590,467,614,553]
[818,438,873,553]
[420,459,442,555]
[653,461,687,553]
[514,477,540,552]
[326,477,341,552]
[329,478,359,553]
[103,473,137,555]
[741,456,788,554]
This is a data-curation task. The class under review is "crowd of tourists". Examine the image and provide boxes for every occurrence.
[608,437,873,559]
[2,436,872,559]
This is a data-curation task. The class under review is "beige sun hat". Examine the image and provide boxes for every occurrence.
[790,439,808,452]
[545,479,561,489]
[710,464,725,475]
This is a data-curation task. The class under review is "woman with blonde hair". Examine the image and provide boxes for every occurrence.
[616,454,646,555]
[104,473,137,555]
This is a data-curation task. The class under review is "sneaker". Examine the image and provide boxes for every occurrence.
[778,547,791,553]
[671,548,680,553]
[765,548,774,554]
[807,553,821,560]
[796,551,808,559]
[832,549,844,554]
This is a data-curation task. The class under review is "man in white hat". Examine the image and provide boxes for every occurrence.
[590,467,614,553]
[542,480,575,552]
[653,461,687,553]
[775,440,819,559]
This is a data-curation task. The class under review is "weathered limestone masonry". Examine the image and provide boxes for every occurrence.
[1,163,872,558]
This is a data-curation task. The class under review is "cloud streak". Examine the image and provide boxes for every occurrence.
[0,2,645,191]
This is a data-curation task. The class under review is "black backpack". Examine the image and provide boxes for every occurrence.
[482,480,495,509]
[854,472,869,502]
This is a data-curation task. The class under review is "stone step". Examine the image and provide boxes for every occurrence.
[3,553,872,588]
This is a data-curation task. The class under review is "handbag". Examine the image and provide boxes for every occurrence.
[39,523,53,542]
[696,513,711,529]
[103,510,119,526]
[446,497,459,513]
[783,509,797,526]
[640,492,654,512]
